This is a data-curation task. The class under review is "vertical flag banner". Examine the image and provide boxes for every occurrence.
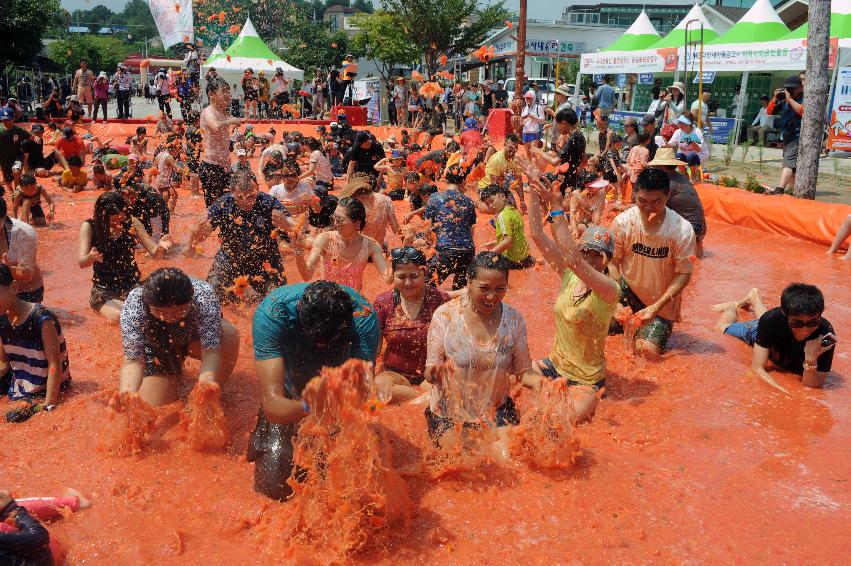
[148,0,194,49]
[827,67,851,151]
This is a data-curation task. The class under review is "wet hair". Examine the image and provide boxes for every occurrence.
[303,137,323,152]
[93,191,128,244]
[505,133,520,145]
[337,196,366,231]
[637,132,652,144]
[445,140,460,153]
[297,281,355,347]
[635,168,670,195]
[445,163,465,185]
[610,133,624,144]
[404,172,421,183]
[596,114,609,123]
[780,283,824,316]
[555,108,578,125]
[390,246,427,270]
[0,264,13,287]
[479,184,508,201]
[19,173,36,186]
[136,126,146,135]
[230,168,257,188]
[47,122,58,131]
[93,162,105,174]
[206,76,230,95]
[467,251,510,283]
[282,163,301,178]
[68,155,83,167]
[142,267,194,308]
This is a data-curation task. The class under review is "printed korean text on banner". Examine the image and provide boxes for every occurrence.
[827,67,851,151]
[639,73,655,85]
[148,0,194,49]
[581,51,670,74]
[706,117,736,144]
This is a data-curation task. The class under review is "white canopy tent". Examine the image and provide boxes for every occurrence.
[201,18,304,95]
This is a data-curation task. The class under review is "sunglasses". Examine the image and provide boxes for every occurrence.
[787,316,821,329]
[390,246,426,265]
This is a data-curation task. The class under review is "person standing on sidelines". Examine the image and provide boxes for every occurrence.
[72,60,94,117]
[112,65,133,120]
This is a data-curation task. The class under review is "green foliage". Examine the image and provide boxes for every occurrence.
[756,141,765,172]
[557,60,580,87]
[48,35,135,75]
[352,11,419,84]
[352,0,375,12]
[739,140,751,164]
[0,0,63,70]
[743,174,764,193]
[380,0,511,75]
[719,175,739,188]
[723,141,736,166]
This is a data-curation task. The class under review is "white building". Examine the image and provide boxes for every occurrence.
[469,20,625,81]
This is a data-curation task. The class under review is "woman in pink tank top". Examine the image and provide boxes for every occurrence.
[295,197,389,292]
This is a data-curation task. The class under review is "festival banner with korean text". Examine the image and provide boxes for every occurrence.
[148,0,194,49]
[827,67,851,151]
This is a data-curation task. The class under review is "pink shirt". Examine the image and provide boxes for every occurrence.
[93,80,109,99]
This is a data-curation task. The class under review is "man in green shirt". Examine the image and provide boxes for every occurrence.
[481,184,535,269]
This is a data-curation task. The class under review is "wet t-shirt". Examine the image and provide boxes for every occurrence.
[611,206,695,322]
[666,172,706,228]
[345,142,385,176]
[374,286,449,384]
[361,192,395,244]
[426,297,531,421]
[207,193,289,271]
[0,125,30,165]
[558,129,586,191]
[424,189,476,250]
[756,307,835,374]
[495,205,529,263]
[252,283,380,397]
[200,105,232,167]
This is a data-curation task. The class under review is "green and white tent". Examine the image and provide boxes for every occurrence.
[602,11,661,52]
[202,18,303,82]
[650,4,719,49]
[709,0,789,45]
[783,0,851,41]
[206,43,224,64]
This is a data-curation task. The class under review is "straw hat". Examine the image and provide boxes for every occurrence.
[554,84,572,98]
[339,172,375,198]
[647,147,685,167]
[670,81,686,94]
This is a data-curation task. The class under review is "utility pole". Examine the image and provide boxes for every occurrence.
[515,0,527,99]
[794,0,831,199]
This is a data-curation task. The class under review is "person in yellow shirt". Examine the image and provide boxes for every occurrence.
[526,177,620,423]
[476,134,525,213]
[59,155,88,192]
[480,184,534,269]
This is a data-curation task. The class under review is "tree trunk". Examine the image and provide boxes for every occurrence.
[794,0,831,199]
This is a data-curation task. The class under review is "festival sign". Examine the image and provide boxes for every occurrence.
[580,49,670,74]
[827,67,851,151]
[683,38,839,72]
[148,0,194,49]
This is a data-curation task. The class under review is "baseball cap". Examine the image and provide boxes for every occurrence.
[0,108,14,121]
[355,131,371,145]
[783,75,803,89]
[640,114,656,126]
[390,149,404,160]
[523,91,535,99]
[464,117,478,130]
[579,225,614,257]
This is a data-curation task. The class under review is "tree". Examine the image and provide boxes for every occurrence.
[0,0,63,74]
[794,0,831,199]
[352,0,375,13]
[71,4,115,33]
[48,35,135,75]
[381,0,511,76]
[352,11,419,84]
[117,0,159,42]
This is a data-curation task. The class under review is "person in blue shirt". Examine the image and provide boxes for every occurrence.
[593,76,617,117]
[423,171,477,289]
[249,280,381,500]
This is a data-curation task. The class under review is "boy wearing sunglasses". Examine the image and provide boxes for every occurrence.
[714,284,837,393]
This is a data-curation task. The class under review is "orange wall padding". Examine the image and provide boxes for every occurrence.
[695,182,851,250]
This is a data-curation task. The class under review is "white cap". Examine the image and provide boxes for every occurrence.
[236,148,247,156]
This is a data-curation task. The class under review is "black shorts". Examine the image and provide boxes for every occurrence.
[1,163,15,183]
[424,396,519,446]
[247,409,305,500]
[608,278,674,350]
[30,154,57,171]
[199,161,231,207]
[89,282,136,311]
[428,247,475,290]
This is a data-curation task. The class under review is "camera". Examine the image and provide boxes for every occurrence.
[821,335,837,348]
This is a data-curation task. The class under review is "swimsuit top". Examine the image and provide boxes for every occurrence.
[320,232,369,292]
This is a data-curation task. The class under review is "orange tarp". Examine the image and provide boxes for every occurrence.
[695,182,851,250]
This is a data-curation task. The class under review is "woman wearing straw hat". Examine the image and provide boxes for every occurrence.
[658,82,686,125]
